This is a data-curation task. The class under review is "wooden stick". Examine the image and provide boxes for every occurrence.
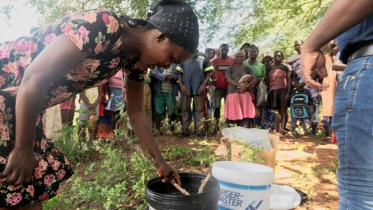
[140,150,190,195]
[170,181,190,195]
[198,173,212,194]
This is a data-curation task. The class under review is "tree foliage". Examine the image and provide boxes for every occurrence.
[1,0,332,58]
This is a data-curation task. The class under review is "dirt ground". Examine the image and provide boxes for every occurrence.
[156,134,339,210]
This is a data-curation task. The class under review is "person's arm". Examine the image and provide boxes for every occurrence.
[172,64,179,81]
[103,83,109,104]
[261,64,267,79]
[226,67,245,90]
[198,55,214,94]
[198,72,211,95]
[285,70,292,100]
[79,92,91,106]
[92,87,102,110]
[245,66,257,89]
[151,67,167,81]
[301,0,373,89]
[126,77,181,185]
[227,78,242,87]
[266,67,271,87]
[0,34,84,185]
[292,70,306,91]
[177,65,189,95]
[210,61,217,85]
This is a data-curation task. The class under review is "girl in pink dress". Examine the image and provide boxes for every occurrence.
[267,51,292,134]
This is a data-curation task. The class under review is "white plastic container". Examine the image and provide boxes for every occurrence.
[212,161,274,210]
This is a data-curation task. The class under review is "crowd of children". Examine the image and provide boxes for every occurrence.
[60,40,344,141]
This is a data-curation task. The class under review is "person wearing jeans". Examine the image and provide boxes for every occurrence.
[177,52,213,137]
[300,1,373,209]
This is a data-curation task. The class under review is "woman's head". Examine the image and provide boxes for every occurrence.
[240,43,251,51]
[249,45,259,59]
[240,43,251,58]
[123,0,199,69]
[214,48,220,58]
[273,51,284,63]
[262,56,273,68]
[294,40,303,54]
[234,50,245,64]
[205,48,215,60]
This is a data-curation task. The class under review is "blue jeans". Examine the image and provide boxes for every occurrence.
[332,55,373,209]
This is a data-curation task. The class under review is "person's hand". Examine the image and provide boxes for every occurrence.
[104,94,109,104]
[284,94,290,101]
[238,84,246,90]
[300,48,329,91]
[88,104,96,112]
[198,84,206,95]
[180,84,189,95]
[166,74,174,82]
[295,83,305,91]
[156,160,182,186]
[0,148,35,186]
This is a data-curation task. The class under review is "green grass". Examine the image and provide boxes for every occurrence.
[44,120,218,209]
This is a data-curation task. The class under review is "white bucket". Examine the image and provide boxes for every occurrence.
[212,161,274,210]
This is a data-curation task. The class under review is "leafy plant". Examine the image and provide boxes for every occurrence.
[239,143,265,164]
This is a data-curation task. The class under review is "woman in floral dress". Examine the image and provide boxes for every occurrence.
[0,0,198,209]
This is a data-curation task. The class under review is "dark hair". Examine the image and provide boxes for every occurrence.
[146,0,199,53]
[249,45,259,53]
[205,48,215,54]
[120,15,155,30]
[220,43,229,49]
[262,56,273,62]
[240,43,251,50]
[274,51,284,58]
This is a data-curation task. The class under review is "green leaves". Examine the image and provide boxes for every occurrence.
[2,0,332,57]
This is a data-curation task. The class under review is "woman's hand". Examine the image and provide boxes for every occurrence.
[284,94,290,101]
[237,84,246,93]
[0,148,35,186]
[156,160,182,186]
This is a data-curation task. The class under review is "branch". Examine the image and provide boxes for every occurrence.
[274,17,291,41]
[81,0,92,10]
[298,0,318,8]
[140,149,191,196]
[198,173,212,194]
[172,182,190,195]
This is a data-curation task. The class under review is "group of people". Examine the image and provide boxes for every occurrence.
[155,40,343,141]
[58,70,125,142]
[57,38,342,144]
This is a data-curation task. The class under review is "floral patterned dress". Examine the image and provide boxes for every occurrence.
[0,9,145,207]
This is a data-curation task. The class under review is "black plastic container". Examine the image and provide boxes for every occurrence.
[145,173,220,210]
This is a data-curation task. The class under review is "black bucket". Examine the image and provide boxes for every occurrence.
[145,173,220,210]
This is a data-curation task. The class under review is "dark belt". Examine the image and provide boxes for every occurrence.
[348,42,373,63]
